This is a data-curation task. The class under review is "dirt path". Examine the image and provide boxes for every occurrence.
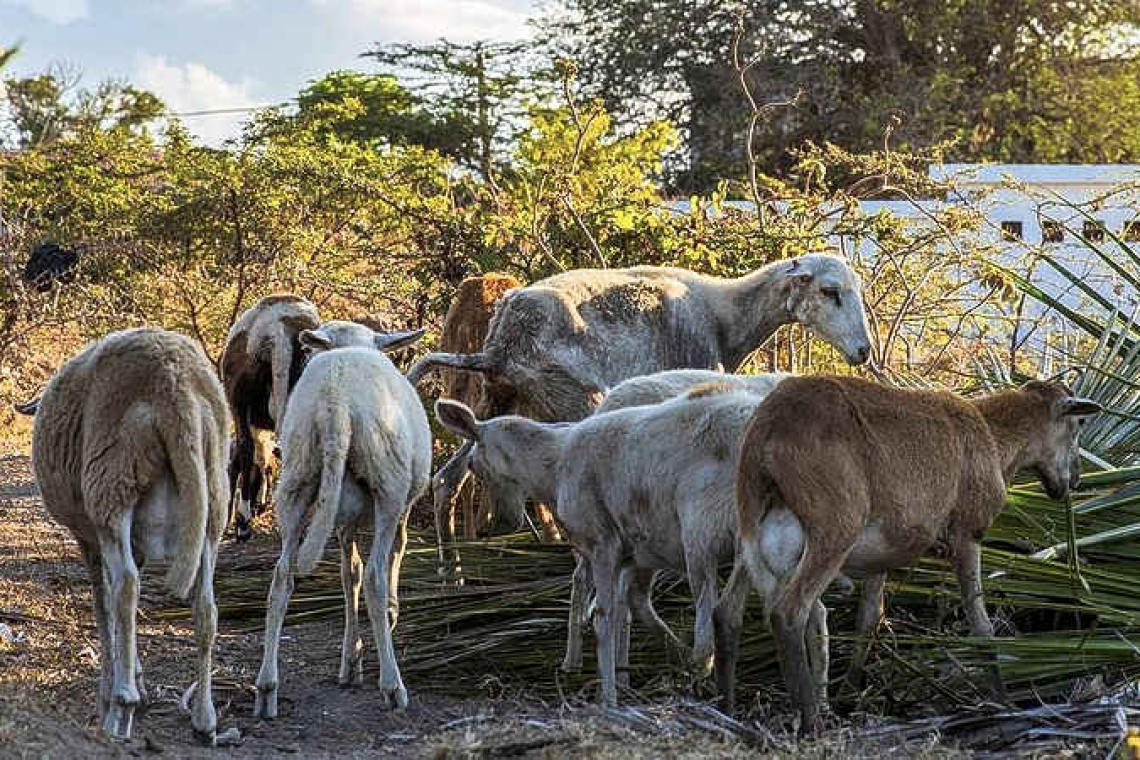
[0,455,781,759]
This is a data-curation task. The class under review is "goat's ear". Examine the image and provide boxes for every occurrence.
[1056,397,1103,418]
[435,399,481,441]
[374,327,426,353]
[299,328,332,352]
[281,313,318,331]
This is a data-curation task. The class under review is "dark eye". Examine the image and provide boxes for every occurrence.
[821,287,842,306]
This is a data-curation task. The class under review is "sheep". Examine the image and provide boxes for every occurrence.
[436,381,778,707]
[220,294,320,541]
[253,320,429,718]
[722,376,1101,732]
[21,328,231,742]
[427,273,559,575]
[557,369,791,673]
[411,254,873,536]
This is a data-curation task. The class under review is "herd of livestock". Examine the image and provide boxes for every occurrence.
[16,252,1101,745]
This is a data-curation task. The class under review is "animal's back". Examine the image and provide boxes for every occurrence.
[281,348,432,493]
[482,268,723,418]
[33,328,229,536]
[561,389,763,567]
[597,369,789,414]
[741,376,994,548]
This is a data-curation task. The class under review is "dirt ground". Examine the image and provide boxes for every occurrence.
[0,453,1102,759]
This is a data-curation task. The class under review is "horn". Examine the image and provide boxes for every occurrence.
[405,352,494,386]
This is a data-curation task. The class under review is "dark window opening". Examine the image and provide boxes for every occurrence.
[1124,219,1140,242]
[1001,221,1023,241]
[1041,220,1064,243]
[1083,219,1106,242]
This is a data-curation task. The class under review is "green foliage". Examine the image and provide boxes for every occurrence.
[2,68,164,148]
[541,0,1140,190]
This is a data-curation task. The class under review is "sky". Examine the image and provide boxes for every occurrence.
[0,0,540,145]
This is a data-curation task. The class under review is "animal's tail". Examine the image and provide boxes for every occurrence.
[406,351,493,386]
[13,397,40,415]
[294,413,349,575]
[159,394,211,600]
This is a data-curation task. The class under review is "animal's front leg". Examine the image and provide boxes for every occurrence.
[954,538,1006,701]
[562,553,592,673]
[845,572,885,691]
[338,528,365,687]
[432,443,472,583]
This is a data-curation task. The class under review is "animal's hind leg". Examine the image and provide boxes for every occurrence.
[338,526,365,687]
[627,568,688,666]
[190,540,218,744]
[806,599,829,712]
[614,567,633,688]
[713,562,750,712]
[79,539,112,720]
[387,512,409,629]
[253,488,307,719]
[845,572,885,691]
[589,539,622,707]
[364,491,409,710]
[96,512,141,740]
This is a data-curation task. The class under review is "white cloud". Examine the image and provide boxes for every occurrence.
[311,0,533,43]
[0,0,89,24]
[134,53,259,146]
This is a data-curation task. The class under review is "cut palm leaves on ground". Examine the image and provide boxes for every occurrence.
[153,460,1140,714]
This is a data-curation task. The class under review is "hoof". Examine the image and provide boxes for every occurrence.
[378,685,408,711]
[193,727,217,747]
[253,687,278,720]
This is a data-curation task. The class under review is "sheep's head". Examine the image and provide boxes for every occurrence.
[1018,380,1101,501]
[299,320,426,356]
[783,254,872,366]
[435,399,530,534]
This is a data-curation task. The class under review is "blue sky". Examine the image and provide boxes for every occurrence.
[0,0,539,144]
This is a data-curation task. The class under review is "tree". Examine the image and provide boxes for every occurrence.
[362,40,544,182]
[541,0,1140,191]
[2,64,164,147]
[294,70,438,149]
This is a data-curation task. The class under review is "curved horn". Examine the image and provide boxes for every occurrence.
[406,352,494,386]
[13,397,40,416]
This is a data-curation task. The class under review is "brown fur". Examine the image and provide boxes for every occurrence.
[30,328,231,741]
[435,274,530,541]
[729,376,1092,731]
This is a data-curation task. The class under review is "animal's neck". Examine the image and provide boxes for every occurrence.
[974,391,1038,482]
[511,421,569,506]
[703,263,792,371]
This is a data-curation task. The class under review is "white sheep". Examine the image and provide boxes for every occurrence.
[21,328,231,742]
[253,320,430,717]
[436,380,773,707]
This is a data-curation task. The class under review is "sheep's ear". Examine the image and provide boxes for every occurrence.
[375,327,426,353]
[299,329,332,352]
[1056,397,1102,418]
[435,399,481,441]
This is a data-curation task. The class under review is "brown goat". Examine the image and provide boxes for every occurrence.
[432,275,561,572]
[719,376,1100,733]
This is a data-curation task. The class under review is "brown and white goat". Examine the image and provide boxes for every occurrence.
[220,294,319,540]
[720,376,1100,732]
